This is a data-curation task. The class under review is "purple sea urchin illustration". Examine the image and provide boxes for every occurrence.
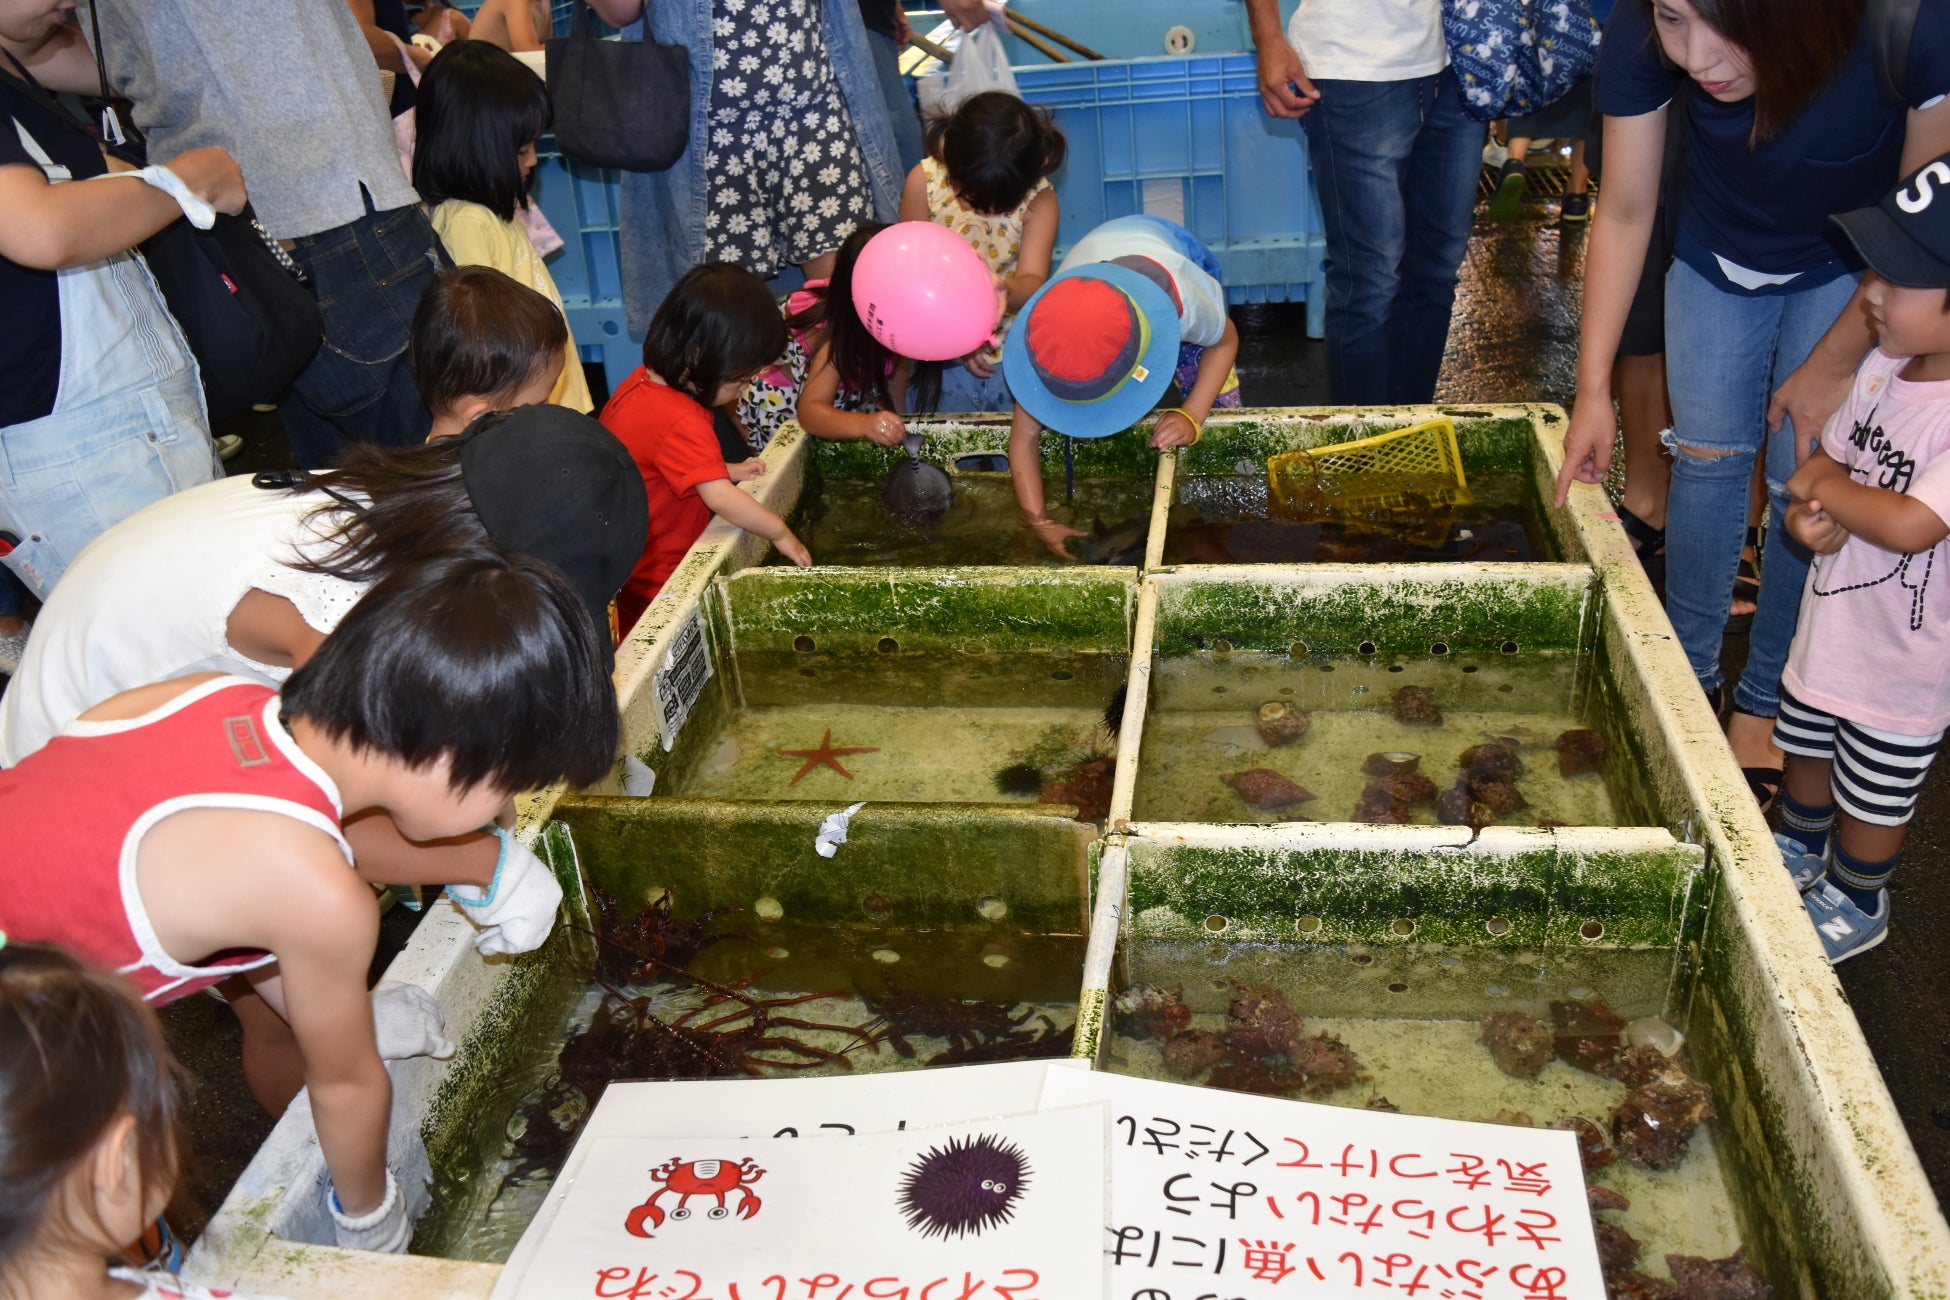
[896,1133,1031,1239]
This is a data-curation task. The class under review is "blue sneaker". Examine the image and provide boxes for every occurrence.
[1803,882,1889,964]
[1773,832,1827,893]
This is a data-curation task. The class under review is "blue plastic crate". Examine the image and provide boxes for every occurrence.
[1015,52,1324,332]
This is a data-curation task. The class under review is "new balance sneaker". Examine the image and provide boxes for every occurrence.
[1772,831,1827,893]
[1803,882,1889,964]
[215,433,245,461]
[1488,159,1528,222]
[1559,191,1592,223]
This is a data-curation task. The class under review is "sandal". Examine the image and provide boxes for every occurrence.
[1726,702,1782,812]
[1617,505,1667,588]
[1726,525,1761,636]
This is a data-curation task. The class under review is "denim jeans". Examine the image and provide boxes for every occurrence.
[867,28,926,174]
[1301,69,1484,405]
[0,370,218,600]
[281,201,446,468]
[1662,259,1861,717]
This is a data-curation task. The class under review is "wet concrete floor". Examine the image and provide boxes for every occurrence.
[18,169,1947,1241]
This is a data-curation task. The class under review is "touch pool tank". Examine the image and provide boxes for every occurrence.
[187,406,1950,1300]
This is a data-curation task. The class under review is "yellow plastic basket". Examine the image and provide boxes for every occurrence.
[1266,417,1473,517]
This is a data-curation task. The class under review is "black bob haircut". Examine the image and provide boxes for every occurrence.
[412,265,568,415]
[927,91,1067,216]
[642,262,787,405]
[413,40,551,221]
[281,548,620,795]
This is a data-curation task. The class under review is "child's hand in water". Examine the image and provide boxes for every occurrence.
[729,457,767,484]
[1150,409,1200,448]
[776,529,813,566]
[1024,512,1088,559]
[1786,498,1851,554]
[865,410,908,447]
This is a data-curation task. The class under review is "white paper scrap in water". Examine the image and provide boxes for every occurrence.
[620,755,656,797]
[495,1103,1109,1300]
[814,801,867,858]
[1038,1070,1607,1299]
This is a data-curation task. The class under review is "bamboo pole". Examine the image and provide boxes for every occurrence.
[1002,11,1070,63]
[1002,8,1105,61]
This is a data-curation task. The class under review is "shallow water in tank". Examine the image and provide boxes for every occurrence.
[1134,650,1646,827]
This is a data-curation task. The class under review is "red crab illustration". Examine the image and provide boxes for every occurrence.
[624,1157,766,1236]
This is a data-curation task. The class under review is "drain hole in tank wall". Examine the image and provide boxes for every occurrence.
[1350,951,1374,966]
[1289,641,1308,659]
[1212,639,1234,654]
[876,637,899,653]
[1390,918,1417,937]
[1203,914,1229,933]
[1358,640,1377,655]
[1051,670,1073,681]
[1579,920,1606,941]
[1430,641,1450,656]
[1387,664,1405,673]
[1500,640,1519,655]
[793,635,816,653]
[1485,915,1512,936]
[1485,983,1510,997]
[1388,982,1409,993]
[1296,915,1323,935]
[1462,665,1479,674]
[1440,954,1462,967]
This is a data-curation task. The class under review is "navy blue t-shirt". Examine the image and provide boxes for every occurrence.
[1,76,111,428]
[1598,0,1950,282]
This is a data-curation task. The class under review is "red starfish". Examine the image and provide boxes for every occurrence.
[777,729,880,785]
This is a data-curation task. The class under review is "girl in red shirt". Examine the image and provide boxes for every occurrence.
[601,262,811,631]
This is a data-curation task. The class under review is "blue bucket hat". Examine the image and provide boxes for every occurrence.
[1003,261,1181,439]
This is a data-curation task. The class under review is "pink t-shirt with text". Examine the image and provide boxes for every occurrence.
[1782,348,1950,735]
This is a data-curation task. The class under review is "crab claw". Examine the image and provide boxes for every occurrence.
[735,1190,762,1221]
[625,1197,665,1237]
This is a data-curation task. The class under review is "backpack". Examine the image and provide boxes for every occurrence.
[1443,0,1604,123]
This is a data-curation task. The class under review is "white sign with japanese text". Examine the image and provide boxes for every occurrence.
[1039,1070,1605,1300]
[497,1105,1110,1300]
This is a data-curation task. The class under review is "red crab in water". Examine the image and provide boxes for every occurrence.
[624,1156,765,1236]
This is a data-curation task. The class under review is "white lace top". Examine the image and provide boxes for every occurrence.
[0,476,370,764]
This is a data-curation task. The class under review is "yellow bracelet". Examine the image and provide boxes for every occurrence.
[1160,407,1204,444]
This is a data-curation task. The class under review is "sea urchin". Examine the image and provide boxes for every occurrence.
[895,1133,1031,1239]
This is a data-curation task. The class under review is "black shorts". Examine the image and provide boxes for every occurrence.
[1620,216,1670,358]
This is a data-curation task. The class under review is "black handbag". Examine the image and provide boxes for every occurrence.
[546,0,691,172]
[52,4,323,424]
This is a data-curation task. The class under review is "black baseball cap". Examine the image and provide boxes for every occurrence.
[1834,155,1950,288]
[458,406,648,638]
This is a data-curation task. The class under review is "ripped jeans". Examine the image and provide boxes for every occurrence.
[1662,258,1860,718]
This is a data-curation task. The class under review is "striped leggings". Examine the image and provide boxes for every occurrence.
[1774,688,1944,827]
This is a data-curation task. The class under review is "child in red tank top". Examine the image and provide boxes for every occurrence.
[0,550,621,1254]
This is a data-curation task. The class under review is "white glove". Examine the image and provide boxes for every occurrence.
[329,1169,411,1253]
[370,981,455,1061]
[447,827,563,957]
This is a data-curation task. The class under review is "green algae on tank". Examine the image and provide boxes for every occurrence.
[1164,471,1556,565]
[1133,649,1641,826]
[779,473,1157,567]
[410,893,1083,1265]
[1104,969,1754,1293]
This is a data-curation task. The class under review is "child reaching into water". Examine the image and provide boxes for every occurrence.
[1001,214,1242,556]
[603,263,811,630]
[899,92,1065,411]
[0,549,621,1253]
[0,941,294,1299]
[413,265,569,441]
[1771,159,1950,962]
[735,224,942,452]
[415,41,592,412]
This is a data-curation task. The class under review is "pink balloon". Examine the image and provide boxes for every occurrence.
[850,222,1002,362]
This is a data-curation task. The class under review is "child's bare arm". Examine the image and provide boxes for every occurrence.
[698,479,811,565]
[341,807,501,890]
[727,457,768,483]
[1784,498,1851,554]
[1791,455,1950,554]
[1153,319,1240,448]
[1009,404,1085,557]
[797,346,906,445]
[900,164,930,222]
[1006,189,1060,309]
